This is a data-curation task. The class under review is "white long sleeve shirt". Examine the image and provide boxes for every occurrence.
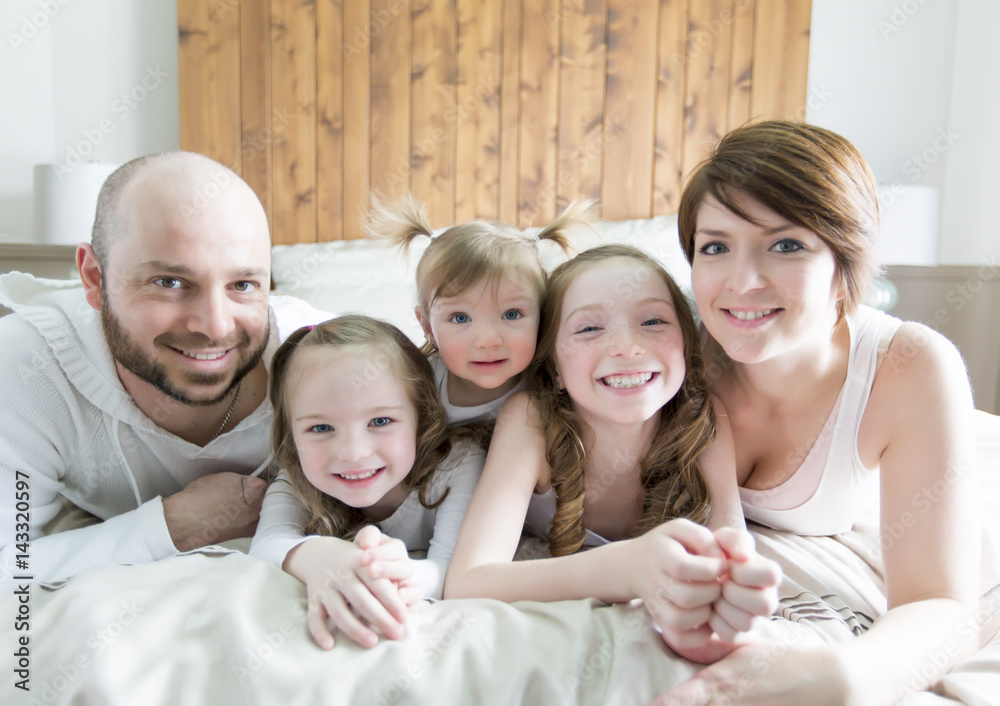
[0,273,331,591]
[250,441,485,599]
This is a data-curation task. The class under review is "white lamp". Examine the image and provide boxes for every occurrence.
[33,163,119,246]
[876,184,941,266]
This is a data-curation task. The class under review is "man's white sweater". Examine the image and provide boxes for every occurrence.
[0,273,328,591]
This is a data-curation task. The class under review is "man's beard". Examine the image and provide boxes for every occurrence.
[100,298,270,407]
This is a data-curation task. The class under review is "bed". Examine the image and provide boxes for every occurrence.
[2,217,999,705]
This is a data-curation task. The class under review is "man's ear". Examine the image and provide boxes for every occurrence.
[77,244,104,311]
[414,306,436,347]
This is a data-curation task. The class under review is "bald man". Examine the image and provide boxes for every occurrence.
[0,152,329,590]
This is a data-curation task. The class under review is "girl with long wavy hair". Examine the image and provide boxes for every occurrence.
[445,244,780,663]
[250,315,484,650]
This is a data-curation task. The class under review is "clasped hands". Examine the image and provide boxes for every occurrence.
[291,526,425,650]
[624,519,782,664]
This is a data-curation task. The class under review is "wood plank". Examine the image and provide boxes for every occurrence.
[411,0,457,228]
[750,0,811,120]
[370,0,412,203]
[177,0,241,170]
[342,0,371,239]
[518,0,560,228]
[602,0,660,220]
[680,0,732,188]
[653,0,689,214]
[497,0,523,225]
[240,0,271,225]
[454,0,502,221]
[727,0,754,130]
[316,0,345,240]
[556,0,608,212]
[270,0,317,244]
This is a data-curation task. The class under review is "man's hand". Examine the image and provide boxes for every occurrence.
[163,472,266,551]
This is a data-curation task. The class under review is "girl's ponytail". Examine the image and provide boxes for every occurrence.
[366,193,434,252]
[534,199,597,256]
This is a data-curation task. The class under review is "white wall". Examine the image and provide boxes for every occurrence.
[807,0,999,266]
[940,0,1000,265]
[0,0,178,244]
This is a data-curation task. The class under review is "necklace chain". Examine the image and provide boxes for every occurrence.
[210,381,242,443]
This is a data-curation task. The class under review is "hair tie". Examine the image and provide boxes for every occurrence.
[309,325,316,331]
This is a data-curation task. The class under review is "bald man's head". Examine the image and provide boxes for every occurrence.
[91,152,270,270]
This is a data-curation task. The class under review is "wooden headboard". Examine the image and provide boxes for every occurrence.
[178,0,811,244]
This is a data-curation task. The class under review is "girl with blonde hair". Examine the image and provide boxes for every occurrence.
[445,244,781,663]
[367,195,586,425]
[250,315,484,650]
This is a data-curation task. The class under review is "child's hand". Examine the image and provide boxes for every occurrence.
[708,527,781,642]
[353,526,428,609]
[624,519,729,654]
[285,534,415,650]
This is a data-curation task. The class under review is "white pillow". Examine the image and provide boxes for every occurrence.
[270,215,690,344]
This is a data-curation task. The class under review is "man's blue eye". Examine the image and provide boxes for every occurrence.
[370,417,391,427]
[450,313,470,324]
[502,309,522,321]
[155,277,183,289]
[309,424,333,433]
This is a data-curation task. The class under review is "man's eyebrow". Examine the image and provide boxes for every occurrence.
[135,261,268,279]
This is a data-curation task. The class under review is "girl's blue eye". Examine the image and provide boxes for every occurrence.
[642,318,666,326]
[697,242,727,256]
[773,239,803,253]
[309,424,333,433]
[370,417,392,427]
[575,325,600,334]
[450,313,470,324]
[502,309,522,321]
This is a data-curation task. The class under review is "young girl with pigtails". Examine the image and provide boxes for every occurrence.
[444,244,782,664]
[366,195,588,425]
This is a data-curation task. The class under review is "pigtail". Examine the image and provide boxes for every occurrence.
[366,193,434,253]
[545,397,590,556]
[534,199,597,257]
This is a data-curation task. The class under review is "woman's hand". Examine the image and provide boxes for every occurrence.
[283,528,415,650]
[646,641,850,706]
[708,527,781,643]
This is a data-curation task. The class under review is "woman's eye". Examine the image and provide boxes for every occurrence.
[370,417,392,428]
[154,277,183,289]
[308,424,333,433]
[502,309,522,321]
[449,312,471,324]
[696,242,727,256]
[773,239,804,253]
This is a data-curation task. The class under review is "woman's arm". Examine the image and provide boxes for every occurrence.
[698,398,745,532]
[835,322,980,702]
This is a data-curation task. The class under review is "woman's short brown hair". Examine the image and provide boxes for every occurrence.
[678,120,881,319]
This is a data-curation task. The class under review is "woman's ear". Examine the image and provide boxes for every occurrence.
[415,306,436,347]
[77,244,104,311]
